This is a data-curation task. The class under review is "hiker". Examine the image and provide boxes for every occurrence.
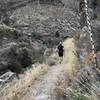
[57,42,64,63]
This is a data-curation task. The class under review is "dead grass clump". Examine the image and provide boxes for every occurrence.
[47,53,59,66]
[2,63,49,100]
[62,38,78,77]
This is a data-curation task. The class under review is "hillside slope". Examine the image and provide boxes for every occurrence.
[0,0,100,100]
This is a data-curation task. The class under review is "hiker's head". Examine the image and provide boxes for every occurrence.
[59,42,62,45]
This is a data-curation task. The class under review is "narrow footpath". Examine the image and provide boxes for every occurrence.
[22,38,78,100]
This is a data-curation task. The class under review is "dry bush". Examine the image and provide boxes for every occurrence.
[84,51,100,65]
[47,53,59,66]
[1,63,49,100]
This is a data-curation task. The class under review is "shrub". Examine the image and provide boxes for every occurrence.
[71,93,90,100]
[0,28,18,39]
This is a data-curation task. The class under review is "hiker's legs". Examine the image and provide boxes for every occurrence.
[61,57,63,63]
[59,57,61,63]
[59,57,63,64]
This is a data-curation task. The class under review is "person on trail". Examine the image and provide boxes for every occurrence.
[57,42,64,63]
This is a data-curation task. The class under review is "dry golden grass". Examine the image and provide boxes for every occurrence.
[62,38,78,78]
[54,38,78,98]
[47,53,59,65]
[1,63,49,100]
[84,51,100,65]
[47,38,78,80]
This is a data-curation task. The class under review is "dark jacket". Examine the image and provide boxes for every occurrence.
[57,44,64,57]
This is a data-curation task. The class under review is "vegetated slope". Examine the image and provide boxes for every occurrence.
[0,2,79,75]
[0,2,80,99]
[0,0,100,100]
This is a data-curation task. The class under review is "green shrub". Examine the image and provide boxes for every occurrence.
[71,93,90,100]
[0,28,18,38]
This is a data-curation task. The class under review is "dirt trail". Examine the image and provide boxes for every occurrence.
[22,38,78,100]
